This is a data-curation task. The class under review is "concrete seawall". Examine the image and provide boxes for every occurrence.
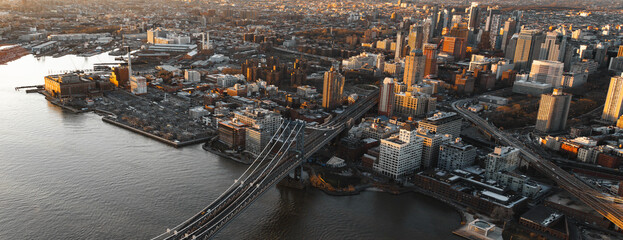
[101,116,210,148]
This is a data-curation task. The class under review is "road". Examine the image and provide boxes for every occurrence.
[452,99,623,230]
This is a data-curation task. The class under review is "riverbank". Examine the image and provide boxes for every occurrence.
[102,116,211,148]
[34,86,212,148]
[303,165,469,228]
[201,141,252,164]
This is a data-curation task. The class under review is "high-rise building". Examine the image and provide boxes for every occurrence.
[375,128,424,180]
[322,67,345,110]
[618,45,623,57]
[609,57,623,72]
[393,92,436,117]
[441,9,453,33]
[513,29,545,71]
[535,88,572,133]
[602,76,623,122]
[395,32,404,61]
[594,44,608,67]
[467,2,480,30]
[560,72,587,88]
[529,60,564,87]
[438,138,477,171]
[485,8,502,32]
[379,78,395,116]
[407,26,424,50]
[485,146,521,179]
[423,43,438,78]
[430,5,440,37]
[539,32,567,62]
[234,108,282,134]
[422,18,433,45]
[419,112,462,138]
[441,36,467,60]
[403,49,426,87]
[416,128,451,169]
[485,9,503,50]
[501,19,517,53]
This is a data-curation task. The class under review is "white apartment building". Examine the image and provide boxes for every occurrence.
[375,129,423,180]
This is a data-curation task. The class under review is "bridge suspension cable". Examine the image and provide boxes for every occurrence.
[187,123,306,239]
[151,120,289,240]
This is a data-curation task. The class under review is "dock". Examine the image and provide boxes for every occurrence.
[15,85,43,91]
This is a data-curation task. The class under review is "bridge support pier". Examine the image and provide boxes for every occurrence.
[294,165,303,181]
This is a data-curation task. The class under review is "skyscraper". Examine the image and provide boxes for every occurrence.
[535,88,572,133]
[529,60,564,87]
[322,67,345,110]
[501,19,517,53]
[467,2,480,30]
[513,29,545,71]
[379,78,395,117]
[408,25,424,50]
[430,5,440,38]
[441,9,453,33]
[376,53,385,72]
[422,17,433,45]
[504,34,518,60]
[423,43,438,78]
[602,76,623,122]
[395,31,404,61]
[485,8,502,50]
[485,8,502,32]
[539,32,567,62]
[403,49,425,87]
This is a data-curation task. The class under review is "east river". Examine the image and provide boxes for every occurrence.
[0,53,461,239]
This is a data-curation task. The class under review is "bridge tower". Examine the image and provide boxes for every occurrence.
[282,120,306,182]
[282,120,305,157]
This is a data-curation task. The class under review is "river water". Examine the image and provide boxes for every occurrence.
[0,53,461,239]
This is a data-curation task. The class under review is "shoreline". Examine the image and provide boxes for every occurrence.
[101,116,211,148]
[201,143,253,164]
[308,175,468,227]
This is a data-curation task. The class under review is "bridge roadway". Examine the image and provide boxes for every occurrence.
[452,99,623,230]
[152,91,379,240]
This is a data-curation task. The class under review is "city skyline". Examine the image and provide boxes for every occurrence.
[2,0,623,239]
